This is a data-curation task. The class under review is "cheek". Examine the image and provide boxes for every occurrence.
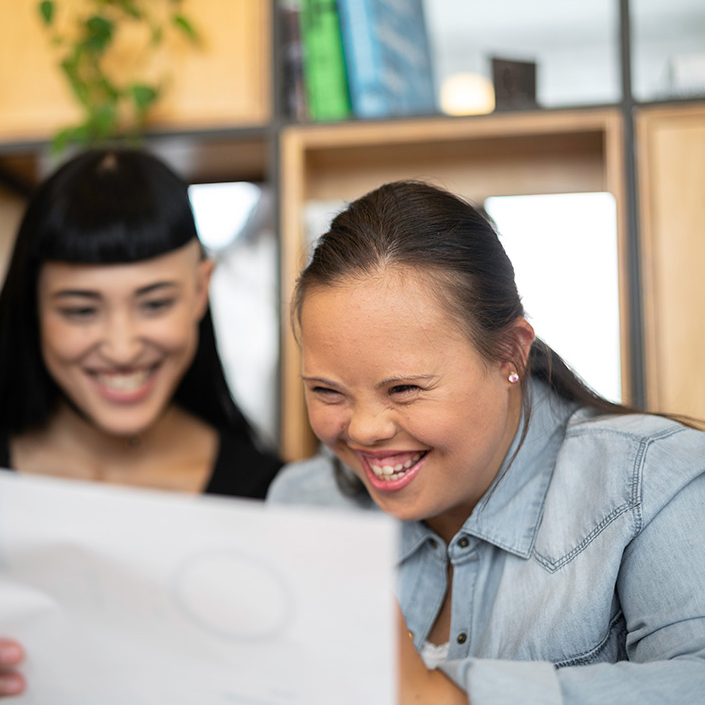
[151,311,200,353]
[40,317,93,364]
[306,402,345,443]
[414,395,493,451]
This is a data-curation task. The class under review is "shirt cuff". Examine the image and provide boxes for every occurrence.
[439,658,562,705]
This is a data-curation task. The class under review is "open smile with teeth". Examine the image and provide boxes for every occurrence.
[369,451,427,481]
[91,366,157,392]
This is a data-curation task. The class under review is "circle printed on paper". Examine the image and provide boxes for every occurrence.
[173,550,292,641]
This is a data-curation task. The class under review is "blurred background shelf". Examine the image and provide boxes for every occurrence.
[1,0,704,459]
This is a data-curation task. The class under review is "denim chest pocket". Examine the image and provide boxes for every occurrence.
[552,609,628,667]
[508,433,640,666]
[481,524,632,667]
[532,429,641,572]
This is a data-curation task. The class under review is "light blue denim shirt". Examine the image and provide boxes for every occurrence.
[268,381,705,704]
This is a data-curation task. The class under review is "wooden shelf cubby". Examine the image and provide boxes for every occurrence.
[278,108,630,460]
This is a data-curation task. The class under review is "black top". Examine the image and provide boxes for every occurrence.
[0,428,282,500]
[203,429,282,499]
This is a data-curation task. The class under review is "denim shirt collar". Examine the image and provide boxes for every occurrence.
[398,380,579,562]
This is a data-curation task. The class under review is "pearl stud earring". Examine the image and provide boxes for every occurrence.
[508,372,520,384]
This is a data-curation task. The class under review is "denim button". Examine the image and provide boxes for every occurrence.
[458,537,470,548]
[457,632,467,644]
[429,538,438,549]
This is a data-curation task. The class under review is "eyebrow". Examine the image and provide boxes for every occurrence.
[376,374,438,389]
[300,374,438,390]
[301,376,341,388]
[51,281,179,300]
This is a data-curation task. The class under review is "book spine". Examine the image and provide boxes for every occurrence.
[280,2,309,122]
[300,0,351,122]
[339,0,436,119]
[336,0,389,119]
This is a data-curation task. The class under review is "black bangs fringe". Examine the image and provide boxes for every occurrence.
[29,148,198,264]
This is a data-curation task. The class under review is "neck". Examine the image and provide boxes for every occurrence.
[49,401,176,460]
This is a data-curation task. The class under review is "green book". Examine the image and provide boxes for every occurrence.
[299,0,351,121]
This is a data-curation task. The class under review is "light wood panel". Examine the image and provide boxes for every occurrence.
[638,103,705,420]
[279,109,628,461]
[0,0,270,143]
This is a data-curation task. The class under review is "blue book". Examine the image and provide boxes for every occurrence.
[337,0,437,119]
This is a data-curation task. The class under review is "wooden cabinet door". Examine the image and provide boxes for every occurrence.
[638,103,705,420]
[0,0,271,143]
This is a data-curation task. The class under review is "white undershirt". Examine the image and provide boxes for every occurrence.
[420,640,450,669]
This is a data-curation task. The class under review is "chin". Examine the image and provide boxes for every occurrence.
[100,425,149,439]
[91,413,157,439]
[367,494,425,523]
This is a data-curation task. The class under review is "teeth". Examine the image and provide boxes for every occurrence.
[94,369,152,392]
[369,452,423,480]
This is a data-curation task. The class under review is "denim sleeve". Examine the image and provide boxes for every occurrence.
[438,470,705,704]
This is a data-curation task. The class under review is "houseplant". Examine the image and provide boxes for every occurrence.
[38,0,199,153]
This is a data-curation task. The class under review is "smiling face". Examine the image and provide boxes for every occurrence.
[37,239,213,438]
[300,269,532,540]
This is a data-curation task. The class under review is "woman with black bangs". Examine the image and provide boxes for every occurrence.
[0,147,283,696]
[0,147,280,496]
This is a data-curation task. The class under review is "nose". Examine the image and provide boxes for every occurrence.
[99,312,144,365]
[346,403,397,447]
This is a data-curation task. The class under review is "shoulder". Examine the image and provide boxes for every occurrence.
[564,409,705,475]
[205,428,283,500]
[552,408,705,528]
[267,453,374,512]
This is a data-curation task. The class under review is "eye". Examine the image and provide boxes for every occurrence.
[390,384,417,394]
[57,306,98,321]
[389,384,422,400]
[140,298,176,315]
[308,385,345,403]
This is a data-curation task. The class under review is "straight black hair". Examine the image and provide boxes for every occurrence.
[0,148,254,441]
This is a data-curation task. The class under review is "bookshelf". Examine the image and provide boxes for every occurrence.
[1,1,704,460]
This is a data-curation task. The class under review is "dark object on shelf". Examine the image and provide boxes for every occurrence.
[280,2,309,121]
[492,57,539,110]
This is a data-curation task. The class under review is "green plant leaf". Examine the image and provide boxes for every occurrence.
[51,124,89,155]
[60,57,91,108]
[99,76,121,101]
[172,15,199,44]
[84,15,114,52]
[150,25,164,46]
[131,83,159,111]
[39,0,55,25]
[117,0,142,20]
[87,102,119,141]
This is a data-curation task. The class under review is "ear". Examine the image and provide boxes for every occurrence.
[194,257,215,320]
[500,317,535,378]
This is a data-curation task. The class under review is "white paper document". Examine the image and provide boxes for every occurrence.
[0,470,398,704]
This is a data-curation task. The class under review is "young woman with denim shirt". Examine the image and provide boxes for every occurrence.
[268,181,705,704]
